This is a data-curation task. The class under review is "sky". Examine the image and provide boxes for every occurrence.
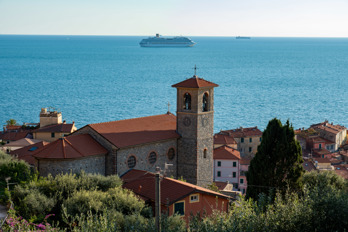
[1,0,348,37]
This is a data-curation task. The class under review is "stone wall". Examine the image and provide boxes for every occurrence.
[38,154,105,176]
[74,126,117,175]
[117,139,178,177]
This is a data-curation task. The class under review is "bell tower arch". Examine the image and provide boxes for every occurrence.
[172,75,218,186]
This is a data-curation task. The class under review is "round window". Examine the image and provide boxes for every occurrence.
[127,155,136,168]
[167,148,175,160]
[148,152,157,165]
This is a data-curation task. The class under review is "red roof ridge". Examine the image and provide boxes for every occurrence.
[89,113,176,126]
[62,137,86,158]
[172,75,219,88]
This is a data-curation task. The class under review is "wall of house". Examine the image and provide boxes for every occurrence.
[33,132,69,142]
[234,136,261,159]
[214,159,239,184]
[239,164,249,194]
[117,139,178,177]
[38,154,106,176]
[168,193,229,222]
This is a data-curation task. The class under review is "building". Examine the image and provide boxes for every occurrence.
[213,145,241,188]
[32,134,108,176]
[121,169,230,221]
[310,121,347,151]
[1,138,42,153]
[213,133,237,149]
[10,141,49,166]
[70,75,219,187]
[239,158,251,194]
[32,108,76,142]
[217,127,262,159]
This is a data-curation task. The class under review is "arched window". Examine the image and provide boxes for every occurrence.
[127,155,136,168]
[148,152,157,165]
[183,93,191,110]
[203,149,207,158]
[202,92,209,112]
[167,148,175,160]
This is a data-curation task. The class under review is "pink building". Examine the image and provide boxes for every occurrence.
[239,158,250,194]
[213,145,241,189]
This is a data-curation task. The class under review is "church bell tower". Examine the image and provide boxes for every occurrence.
[172,74,218,187]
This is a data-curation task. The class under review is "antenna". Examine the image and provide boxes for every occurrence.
[193,65,198,76]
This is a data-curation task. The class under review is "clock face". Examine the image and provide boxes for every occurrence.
[183,117,191,127]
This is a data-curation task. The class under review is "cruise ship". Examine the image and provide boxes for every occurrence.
[139,34,196,47]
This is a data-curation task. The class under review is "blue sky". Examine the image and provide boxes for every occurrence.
[1,0,348,37]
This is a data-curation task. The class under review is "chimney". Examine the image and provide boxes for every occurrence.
[63,120,66,124]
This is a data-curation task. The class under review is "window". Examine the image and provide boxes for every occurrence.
[51,132,55,138]
[217,161,221,167]
[190,194,199,203]
[148,152,157,165]
[233,162,237,167]
[183,93,191,110]
[249,138,252,143]
[167,148,175,160]
[319,144,322,149]
[241,138,244,143]
[28,146,38,151]
[233,172,236,178]
[242,189,245,194]
[203,149,207,158]
[174,202,185,215]
[217,171,221,177]
[249,147,252,152]
[127,155,136,168]
[326,146,330,150]
[260,137,262,142]
[331,145,334,149]
[202,92,209,112]
[240,178,244,184]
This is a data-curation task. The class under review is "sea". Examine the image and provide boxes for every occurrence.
[0,35,347,132]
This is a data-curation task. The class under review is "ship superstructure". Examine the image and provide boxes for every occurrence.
[139,34,196,47]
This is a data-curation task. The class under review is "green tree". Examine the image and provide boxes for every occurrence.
[6,118,17,126]
[246,118,304,200]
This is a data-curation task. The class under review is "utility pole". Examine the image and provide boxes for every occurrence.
[155,168,161,232]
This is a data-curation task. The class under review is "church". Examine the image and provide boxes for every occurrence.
[32,74,218,187]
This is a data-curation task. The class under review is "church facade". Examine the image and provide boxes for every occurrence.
[74,75,218,186]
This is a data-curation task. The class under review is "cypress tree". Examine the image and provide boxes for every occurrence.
[246,118,304,200]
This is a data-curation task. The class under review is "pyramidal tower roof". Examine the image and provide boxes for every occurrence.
[172,75,218,88]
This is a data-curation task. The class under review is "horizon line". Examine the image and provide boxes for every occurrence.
[1,33,348,39]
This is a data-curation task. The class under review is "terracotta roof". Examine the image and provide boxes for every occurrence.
[214,181,228,191]
[121,169,229,205]
[5,125,22,131]
[33,134,107,159]
[312,148,331,156]
[172,75,218,88]
[302,161,316,172]
[33,123,75,133]
[214,133,237,145]
[0,131,30,141]
[87,113,180,148]
[313,158,331,163]
[10,141,49,165]
[6,138,42,147]
[240,158,251,165]
[311,121,347,135]
[214,145,241,160]
[220,126,262,138]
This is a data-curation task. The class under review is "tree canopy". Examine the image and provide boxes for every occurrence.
[6,118,17,126]
[246,118,304,200]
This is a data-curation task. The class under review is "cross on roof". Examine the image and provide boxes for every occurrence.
[193,65,198,76]
[167,102,170,113]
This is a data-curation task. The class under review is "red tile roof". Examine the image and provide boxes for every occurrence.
[313,158,331,163]
[0,131,30,141]
[311,121,347,135]
[240,158,251,165]
[87,113,180,148]
[33,123,75,133]
[220,126,262,138]
[302,161,316,172]
[6,138,42,147]
[214,133,236,145]
[214,145,241,160]
[10,141,49,165]
[121,169,229,205]
[214,181,228,191]
[172,75,218,88]
[33,134,107,159]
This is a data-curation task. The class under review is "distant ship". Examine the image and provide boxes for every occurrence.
[236,36,251,39]
[139,34,196,47]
